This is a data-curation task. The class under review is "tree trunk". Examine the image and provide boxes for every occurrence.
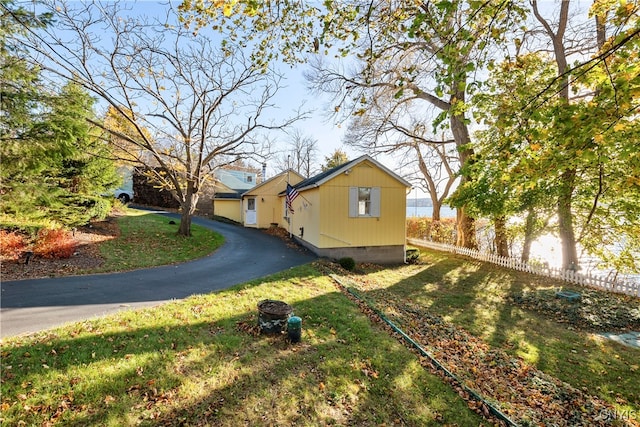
[177,181,199,237]
[456,206,477,248]
[494,216,509,257]
[450,95,477,249]
[431,198,441,222]
[178,210,193,237]
[532,0,578,270]
[430,198,444,242]
[558,169,579,270]
[521,208,537,263]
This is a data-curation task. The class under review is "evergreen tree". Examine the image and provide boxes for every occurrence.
[1,1,118,228]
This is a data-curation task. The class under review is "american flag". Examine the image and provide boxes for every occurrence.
[286,184,299,214]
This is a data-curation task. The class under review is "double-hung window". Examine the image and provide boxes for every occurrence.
[349,187,380,217]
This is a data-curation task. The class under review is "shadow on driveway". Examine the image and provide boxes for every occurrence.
[1,211,316,338]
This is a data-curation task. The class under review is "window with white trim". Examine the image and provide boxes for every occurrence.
[349,187,380,217]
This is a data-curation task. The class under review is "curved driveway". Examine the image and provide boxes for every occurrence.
[1,211,316,338]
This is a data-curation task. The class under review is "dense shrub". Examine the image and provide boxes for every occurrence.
[33,228,76,259]
[406,217,457,245]
[338,257,356,271]
[0,230,28,260]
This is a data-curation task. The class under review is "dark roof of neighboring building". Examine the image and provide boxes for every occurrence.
[214,192,242,200]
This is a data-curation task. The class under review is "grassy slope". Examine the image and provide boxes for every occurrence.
[0,265,484,426]
[2,210,637,425]
[351,250,640,419]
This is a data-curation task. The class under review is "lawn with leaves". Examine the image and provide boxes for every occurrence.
[327,250,639,426]
[93,210,224,273]
[0,264,486,426]
[3,214,638,426]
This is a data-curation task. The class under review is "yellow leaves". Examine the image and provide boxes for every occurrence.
[593,134,605,144]
[218,0,238,17]
[530,143,541,151]
[626,176,640,187]
[613,122,626,132]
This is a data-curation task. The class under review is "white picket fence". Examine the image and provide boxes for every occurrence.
[407,238,640,297]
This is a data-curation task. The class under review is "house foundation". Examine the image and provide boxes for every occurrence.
[294,237,405,264]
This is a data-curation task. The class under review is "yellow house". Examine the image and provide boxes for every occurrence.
[242,170,305,228]
[284,155,411,264]
[211,169,259,223]
[212,192,244,223]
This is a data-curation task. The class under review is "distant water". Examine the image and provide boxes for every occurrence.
[406,207,638,284]
[407,206,457,218]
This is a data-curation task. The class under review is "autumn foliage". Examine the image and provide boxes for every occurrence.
[33,228,77,259]
[406,218,457,244]
[0,230,28,261]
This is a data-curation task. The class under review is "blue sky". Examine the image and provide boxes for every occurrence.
[120,1,360,176]
[57,1,419,194]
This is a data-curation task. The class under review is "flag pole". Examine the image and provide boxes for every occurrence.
[287,156,291,238]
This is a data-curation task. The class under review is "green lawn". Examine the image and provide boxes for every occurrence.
[90,209,224,273]
[335,250,640,426]
[1,211,638,426]
[0,265,484,426]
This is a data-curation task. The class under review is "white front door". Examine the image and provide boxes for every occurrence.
[246,197,257,225]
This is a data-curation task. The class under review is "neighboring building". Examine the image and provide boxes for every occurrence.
[215,169,258,191]
[211,168,260,222]
[241,170,305,228]
[285,155,411,264]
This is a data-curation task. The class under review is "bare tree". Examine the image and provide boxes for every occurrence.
[6,1,303,236]
[273,128,319,177]
[343,96,459,222]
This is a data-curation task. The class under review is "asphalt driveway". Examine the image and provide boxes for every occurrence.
[0,211,316,338]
